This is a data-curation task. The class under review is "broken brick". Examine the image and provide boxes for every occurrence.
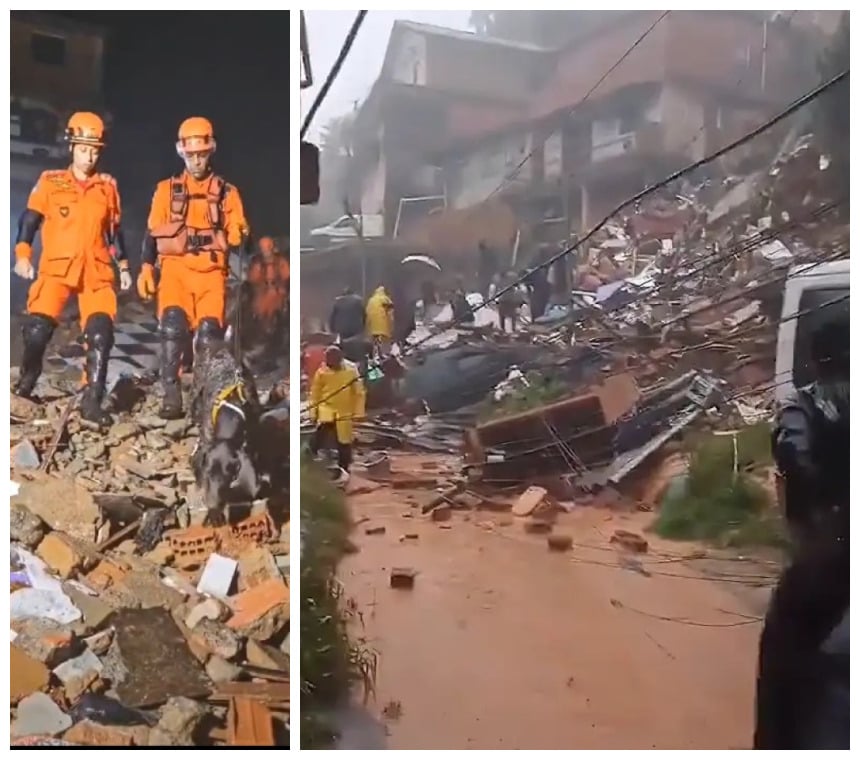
[365,525,386,535]
[85,559,129,591]
[227,578,289,633]
[13,621,78,667]
[511,486,547,517]
[548,535,574,552]
[167,526,219,570]
[430,505,452,522]
[36,533,86,579]
[524,519,553,535]
[64,720,149,746]
[10,644,50,704]
[610,530,649,554]
[390,568,416,590]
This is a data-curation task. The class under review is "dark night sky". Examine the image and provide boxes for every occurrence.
[56,11,291,258]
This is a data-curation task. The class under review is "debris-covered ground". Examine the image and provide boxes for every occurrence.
[10,367,290,747]
[299,129,844,749]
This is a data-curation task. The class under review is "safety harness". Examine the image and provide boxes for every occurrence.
[211,379,248,428]
[168,174,228,251]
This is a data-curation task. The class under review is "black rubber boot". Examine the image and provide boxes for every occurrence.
[196,317,225,365]
[79,313,114,427]
[159,306,189,420]
[14,314,56,398]
[180,329,194,375]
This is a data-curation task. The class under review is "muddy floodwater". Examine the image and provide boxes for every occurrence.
[337,460,772,750]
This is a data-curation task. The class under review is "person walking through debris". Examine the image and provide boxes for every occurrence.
[756,320,849,749]
[365,284,395,356]
[497,271,525,333]
[450,279,474,325]
[308,344,366,482]
[13,112,131,426]
[329,286,370,371]
[137,117,250,420]
[478,239,498,296]
[247,235,290,353]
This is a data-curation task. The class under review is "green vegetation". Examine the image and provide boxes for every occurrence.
[300,459,377,749]
[478,370,571,421]
[653,423,787,549]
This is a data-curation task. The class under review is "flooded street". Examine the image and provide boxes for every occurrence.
[337,455,770,750]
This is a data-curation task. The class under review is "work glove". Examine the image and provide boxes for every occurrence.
[13,243,35,280]
[137,263,156,301]
[118,261,132,292]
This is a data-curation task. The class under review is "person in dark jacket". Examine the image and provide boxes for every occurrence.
[329,287,365,341]
[755,320,849,750]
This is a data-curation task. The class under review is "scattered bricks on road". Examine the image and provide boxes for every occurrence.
[365,525,386,535]
[610,530,649,553]
[430,505,452,522]
[524,519,553,535]
[548,535,574,552]
[36,533,86,579]
[511,486,548,517]
[390,568,416,590]
[400,533,419,541]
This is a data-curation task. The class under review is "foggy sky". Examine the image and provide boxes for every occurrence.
[301,10,471,139]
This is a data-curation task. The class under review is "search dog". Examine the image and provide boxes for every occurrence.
[190,344,261,527]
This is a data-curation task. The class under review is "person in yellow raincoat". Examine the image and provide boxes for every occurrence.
[309,345,366,476]
[365,285,394,355]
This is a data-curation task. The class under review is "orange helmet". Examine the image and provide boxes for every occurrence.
[176,116,216,157]
[66,112,105,147]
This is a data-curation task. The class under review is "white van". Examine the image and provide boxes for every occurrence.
[774,258,850,403]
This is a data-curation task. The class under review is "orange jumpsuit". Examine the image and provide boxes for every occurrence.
[248,253,290,324]
[25,169,121,328]
[146,171,248,329]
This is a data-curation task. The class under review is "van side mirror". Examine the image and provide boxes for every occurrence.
[301,140,320,205]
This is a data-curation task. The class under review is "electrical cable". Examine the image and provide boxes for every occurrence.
[301,10,368,139]
[305,70,848,414]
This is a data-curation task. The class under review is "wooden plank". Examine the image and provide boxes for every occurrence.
[228,697,275,746]
[211,680,291,702]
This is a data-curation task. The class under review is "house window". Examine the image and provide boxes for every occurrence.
[31,32,66,66]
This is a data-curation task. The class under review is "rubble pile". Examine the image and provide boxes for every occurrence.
[10,377,290,747]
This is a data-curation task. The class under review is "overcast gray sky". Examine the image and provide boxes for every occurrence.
[301,10,471,139]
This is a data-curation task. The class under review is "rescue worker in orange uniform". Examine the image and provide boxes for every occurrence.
[137,117,249,419]
[13,112,130,426]
[247,235,290,350]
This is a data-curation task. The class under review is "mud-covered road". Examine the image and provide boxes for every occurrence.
[336,454,775,751]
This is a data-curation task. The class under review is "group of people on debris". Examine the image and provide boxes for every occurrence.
[12,112,290,425]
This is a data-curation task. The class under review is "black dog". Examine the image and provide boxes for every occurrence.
[190,345,261,527]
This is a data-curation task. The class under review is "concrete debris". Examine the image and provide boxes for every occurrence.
[390,568,417,590]
[9,369,290,746]
[12,692,72,738]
